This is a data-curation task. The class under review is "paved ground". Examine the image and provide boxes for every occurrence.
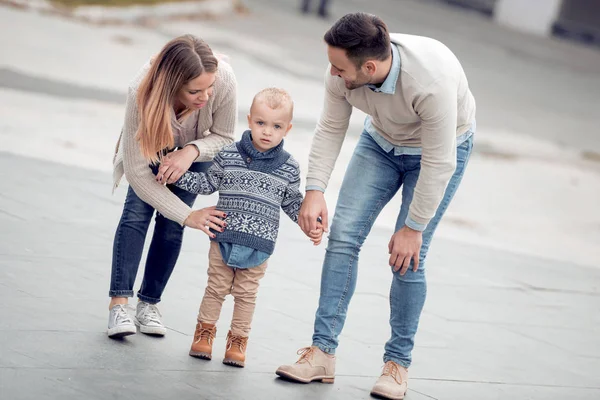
[1,0,600,399]
[1,154,599,400]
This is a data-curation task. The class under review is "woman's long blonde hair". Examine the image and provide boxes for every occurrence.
[136,34,218,163]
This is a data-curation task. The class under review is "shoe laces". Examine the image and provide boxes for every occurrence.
[382,361,404,385]
[296,347,315,365]
[140,303,162,324]
[194,326,215,345]
[113,304,133,325]
[226,335,247,351]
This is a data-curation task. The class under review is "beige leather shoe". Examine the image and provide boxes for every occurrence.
[275,346,336,383]
[370,361,409,400]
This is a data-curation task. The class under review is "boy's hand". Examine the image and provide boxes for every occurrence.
[308,228,323,246]
[307,222,324,246]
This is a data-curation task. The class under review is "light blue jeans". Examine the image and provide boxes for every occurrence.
[312,130,474,368]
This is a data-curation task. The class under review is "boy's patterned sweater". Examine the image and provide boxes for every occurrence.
[174,130,303,254]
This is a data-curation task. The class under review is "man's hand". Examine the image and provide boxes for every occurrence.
[388,226,423,275]
[299,190,328,236]
[156,145,199,185]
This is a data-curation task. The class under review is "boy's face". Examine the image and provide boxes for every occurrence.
[247,102,293,152]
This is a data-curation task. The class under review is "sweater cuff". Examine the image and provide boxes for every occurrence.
[305,185,325,193]
[169,203,193,227]
[305,177,328,192]
[184,143,201,160]
[187,140,212,163]
[405,214,428,232]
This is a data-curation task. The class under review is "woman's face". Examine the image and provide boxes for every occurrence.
[176,72,217,110]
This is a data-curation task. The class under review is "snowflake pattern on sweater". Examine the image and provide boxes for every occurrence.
[174,131,303,254]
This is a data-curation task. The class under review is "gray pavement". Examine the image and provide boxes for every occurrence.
[1,152,599,399]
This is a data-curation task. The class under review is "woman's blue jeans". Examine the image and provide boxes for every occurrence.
[109,162,211,304]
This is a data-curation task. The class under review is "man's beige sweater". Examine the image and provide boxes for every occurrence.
[307,33,476,229]
[113,60,237,226]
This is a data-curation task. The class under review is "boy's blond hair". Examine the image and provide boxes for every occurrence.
[251,88,294,120]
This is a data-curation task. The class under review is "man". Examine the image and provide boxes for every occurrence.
[300,0,331,18]
[275,12,476,400]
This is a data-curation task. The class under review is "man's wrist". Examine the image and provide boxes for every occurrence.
[402,225,421,234]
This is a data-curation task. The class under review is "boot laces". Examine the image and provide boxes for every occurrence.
[227,335,247,351]
[194,327,215,345]
[382,361,404,385]
[296,347,315,365]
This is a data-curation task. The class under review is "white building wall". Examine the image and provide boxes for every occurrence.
[494,0,563,36]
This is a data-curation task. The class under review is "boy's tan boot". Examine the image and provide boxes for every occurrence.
[370,361,409,400]
[275,346,335,383]
[223,331,248,368]
[189,322,216,360]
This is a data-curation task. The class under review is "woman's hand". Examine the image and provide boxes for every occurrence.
[183,206,227,237]
[156,145,199,185]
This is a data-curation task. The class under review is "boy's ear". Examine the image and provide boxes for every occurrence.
[284,123,293,135]
[247,113,251,127]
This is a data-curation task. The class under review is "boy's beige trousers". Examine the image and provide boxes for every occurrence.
[198,241,268,337]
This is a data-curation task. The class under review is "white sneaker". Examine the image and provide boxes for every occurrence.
[134,301,167,336]
[107,304,136,338]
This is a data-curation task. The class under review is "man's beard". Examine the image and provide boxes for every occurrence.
[344,71,372,90]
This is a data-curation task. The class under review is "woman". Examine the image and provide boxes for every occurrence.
[108,35,236,338]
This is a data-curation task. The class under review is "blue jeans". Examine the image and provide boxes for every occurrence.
[109,162,211,304]
[312,131,474,367]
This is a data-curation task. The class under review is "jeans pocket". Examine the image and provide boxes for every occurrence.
[457,135,474,165]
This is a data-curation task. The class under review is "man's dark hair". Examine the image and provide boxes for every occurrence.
[324,12,391,69]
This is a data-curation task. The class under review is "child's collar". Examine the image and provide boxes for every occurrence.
[239,130,284,160]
